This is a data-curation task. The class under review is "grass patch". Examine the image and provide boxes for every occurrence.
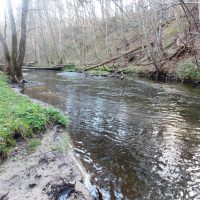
[86,65,116,76]
[87,70,110,76]
[25,138,42,154]
[176,61,200,81]
[0,73,68,157]
[64,64,80,72]
[52,135,69,153]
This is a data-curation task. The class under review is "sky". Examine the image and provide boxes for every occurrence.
[0,0,134,20]
[0,0,20,21]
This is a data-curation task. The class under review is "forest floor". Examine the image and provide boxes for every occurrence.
[0,73,95,200]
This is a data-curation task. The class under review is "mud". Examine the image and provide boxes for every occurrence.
[0,127,94,200]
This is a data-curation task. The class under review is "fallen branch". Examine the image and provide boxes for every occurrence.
[84,45,146,71]
[168,46,185,60]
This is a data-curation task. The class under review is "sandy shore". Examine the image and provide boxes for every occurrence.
[0,126,95,200]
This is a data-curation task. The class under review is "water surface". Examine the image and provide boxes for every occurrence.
[24,71,200,200]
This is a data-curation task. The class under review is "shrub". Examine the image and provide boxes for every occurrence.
[175,61,200,81]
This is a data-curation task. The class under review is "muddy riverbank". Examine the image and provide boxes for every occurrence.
[0,126,95,200]
[0,80,96,200]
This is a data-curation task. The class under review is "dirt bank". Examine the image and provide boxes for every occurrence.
[0,126,95,200]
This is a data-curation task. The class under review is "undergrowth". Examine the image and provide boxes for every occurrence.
[0,73,68,157]
[176,61,200,81]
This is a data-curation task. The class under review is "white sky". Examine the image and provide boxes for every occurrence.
[0,0,21,21]
[0,0,134,21]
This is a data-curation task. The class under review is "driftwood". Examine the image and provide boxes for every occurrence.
[84,45,146,71]
[23,65,64,70]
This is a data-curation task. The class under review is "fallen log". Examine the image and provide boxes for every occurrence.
[84,45,146,71]
[168,46,185,60]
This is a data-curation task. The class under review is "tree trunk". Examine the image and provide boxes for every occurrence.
[0,32,14,78]
[84,45,146,71]
[0,0,29,82]
[16,0,29,81]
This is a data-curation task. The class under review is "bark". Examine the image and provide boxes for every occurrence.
[7,0,18,68]
[0,0,29,82]
[17,0,29,80]
[0,32,14,76]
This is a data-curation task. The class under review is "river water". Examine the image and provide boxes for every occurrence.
[23,71,200,200]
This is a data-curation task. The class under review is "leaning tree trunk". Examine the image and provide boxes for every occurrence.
[0,32,15,79]
[16,0,29,81]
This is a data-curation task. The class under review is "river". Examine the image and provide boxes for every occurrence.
[23,71,200,200]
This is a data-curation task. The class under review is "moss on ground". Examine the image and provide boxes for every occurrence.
[0,73,68,157]
[64,64,144,76]
[64,64,81,72]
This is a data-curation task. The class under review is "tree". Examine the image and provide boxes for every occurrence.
[0,0,29,82]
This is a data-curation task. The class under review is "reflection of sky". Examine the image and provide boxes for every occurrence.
[24,71,200,200]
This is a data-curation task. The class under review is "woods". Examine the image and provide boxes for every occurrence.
[0,0,200,81]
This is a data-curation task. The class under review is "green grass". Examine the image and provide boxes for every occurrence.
[87,70,110,76]
[86,65,115,76]
[64,64,82,72]
[25,138,42,154]
[0,73,68,157]
[176,61,200,81]
[64,64,146,75]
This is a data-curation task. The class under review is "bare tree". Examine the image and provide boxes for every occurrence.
[0,0,29,82]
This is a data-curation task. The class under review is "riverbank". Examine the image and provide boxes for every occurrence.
[0,127,93,200]
[64,61,200,84]
[0,73,68,159]
[0,73,94,199]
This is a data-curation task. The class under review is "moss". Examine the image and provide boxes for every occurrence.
[176,61,200,81]
[87,70,110,76]
[0,73,68,156]
[86,65,116,75]
[64,64,88,72]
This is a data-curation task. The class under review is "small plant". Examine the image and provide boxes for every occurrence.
[52,135,69,153]
[64,64,79,72]
[25,138,42,154]
[176,61,200,81]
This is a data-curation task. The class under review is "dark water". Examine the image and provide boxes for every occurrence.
[23,71,200,200]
